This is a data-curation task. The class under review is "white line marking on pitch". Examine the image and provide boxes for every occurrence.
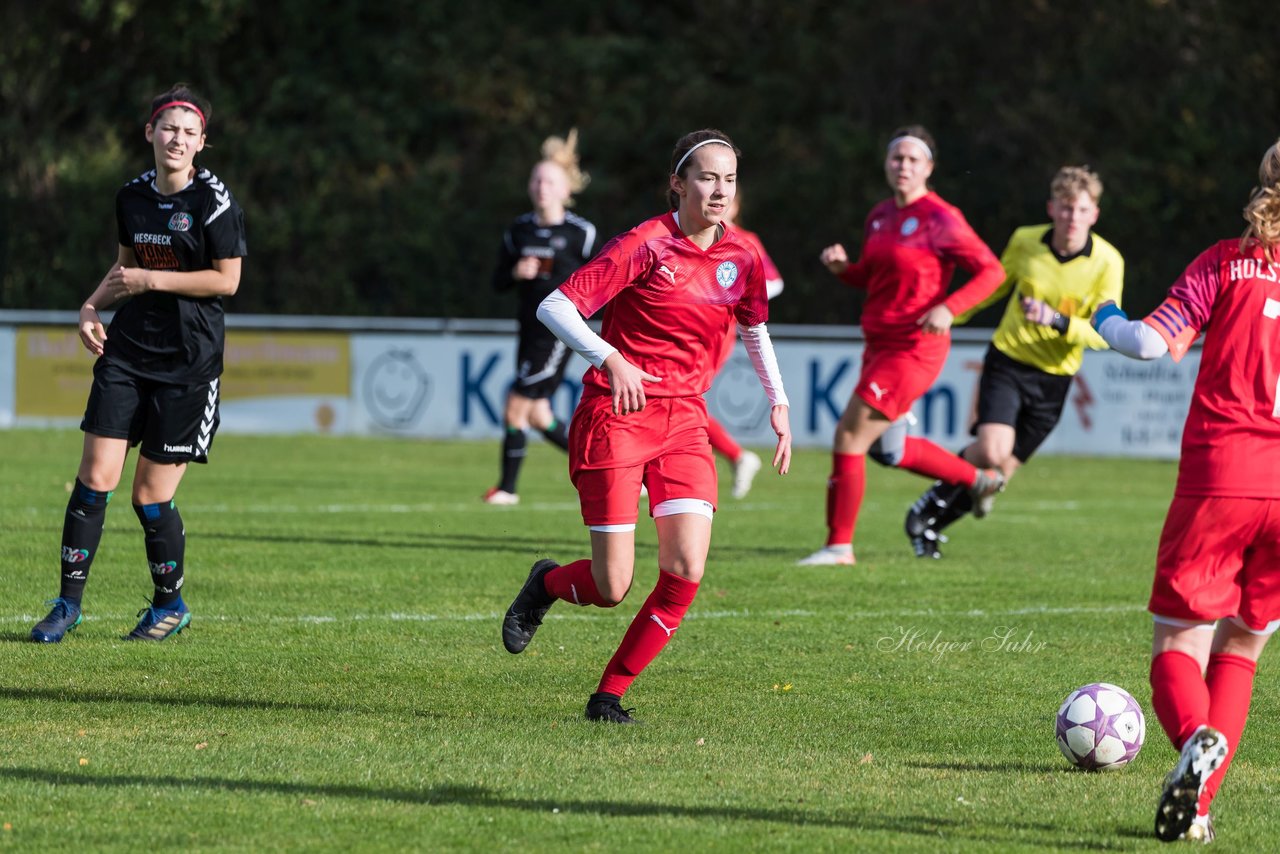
[2,603,1145,626]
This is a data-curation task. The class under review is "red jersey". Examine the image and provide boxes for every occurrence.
[734,225,781,282]
[713,224,781,369]
[559,213,769,399]
[839,191,1003,345]
[1145,240,1280,497]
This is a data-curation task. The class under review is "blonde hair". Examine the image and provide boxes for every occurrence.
[538,129,589,204]
[1050,166,1103,204]
[1241,139,1280,263]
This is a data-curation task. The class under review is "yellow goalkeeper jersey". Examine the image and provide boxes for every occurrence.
[955,225,1124,376]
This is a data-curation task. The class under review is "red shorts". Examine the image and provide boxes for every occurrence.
[855,336,949,420]
[1149,495,1280,630]
[568,394,717,526]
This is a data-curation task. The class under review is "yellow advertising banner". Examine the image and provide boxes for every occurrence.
[15,327,350,418]
[15,328,95,417]
[221,331,349,400]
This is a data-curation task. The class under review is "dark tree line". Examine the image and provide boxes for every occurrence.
[2,0,1276,325]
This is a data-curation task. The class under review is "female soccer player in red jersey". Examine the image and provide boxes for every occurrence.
[483,130,596,506]
[797,125,1006,566]
[30,84,246,643]
[501,129,792,724]
[707,191,785,500]
[1094,138,1280,844]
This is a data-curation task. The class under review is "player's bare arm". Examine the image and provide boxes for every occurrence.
[106,256,241,300]
[77,247,139,355]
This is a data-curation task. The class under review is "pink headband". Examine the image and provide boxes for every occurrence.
[149,100,206,129]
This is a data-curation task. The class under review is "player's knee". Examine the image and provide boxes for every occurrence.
[597,580,630,607]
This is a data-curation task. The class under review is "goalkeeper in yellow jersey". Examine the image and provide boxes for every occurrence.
[905,166,1124,558]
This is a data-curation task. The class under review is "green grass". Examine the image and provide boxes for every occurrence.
[1,428,1276,851]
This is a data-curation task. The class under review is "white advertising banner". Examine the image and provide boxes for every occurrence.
[0,326,14,428]
[0,313,1197,458]
[348,333,1195,458]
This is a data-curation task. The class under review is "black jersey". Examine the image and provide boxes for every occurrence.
[492,211,596,329]
[105,168,247,383]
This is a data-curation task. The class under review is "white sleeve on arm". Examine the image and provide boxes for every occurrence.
[535,290,617,369]
[738,322,789,408]
[1096,314,1170,360]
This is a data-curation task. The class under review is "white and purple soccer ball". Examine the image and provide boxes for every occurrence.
[1055,682,1146,771]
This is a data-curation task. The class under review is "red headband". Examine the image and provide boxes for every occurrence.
[149,100,206,129]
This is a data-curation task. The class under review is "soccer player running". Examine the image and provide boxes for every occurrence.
[798,125,1006,566]
[30,83,246,643]
[1093,138,1280,844]
[483,130,597,505]
[904,166,1124,558]
[707,191,785,499]
[501,129,792,724]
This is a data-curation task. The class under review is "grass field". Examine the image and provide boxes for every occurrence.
[2,427,1276,851]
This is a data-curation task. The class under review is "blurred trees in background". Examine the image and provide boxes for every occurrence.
[2,0,1276,324]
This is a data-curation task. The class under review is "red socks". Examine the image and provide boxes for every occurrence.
[1198,653,1258,813]
[1150,650,1211,750]
[543,559,613,607]
[899,437,978,486]
[597,571,700,698]
[707,417,742,462]
[825,452,865,546]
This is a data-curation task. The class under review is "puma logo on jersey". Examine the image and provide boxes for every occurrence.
[649,614,678,637]
[657,264,678,285]
[869,382,889,401]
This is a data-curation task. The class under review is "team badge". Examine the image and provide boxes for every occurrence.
[550,235,568,250]
[716,261,739,289]
[900,216,919,236]
[168,212,193,232]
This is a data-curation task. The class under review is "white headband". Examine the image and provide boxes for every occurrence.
[673,138,733,175]
[887,134,933,161]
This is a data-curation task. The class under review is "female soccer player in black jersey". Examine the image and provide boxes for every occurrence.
[482,130,596,505]
[31,83,247,643]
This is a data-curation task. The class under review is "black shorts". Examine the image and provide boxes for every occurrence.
[973,344,1073,463]
[81,359,221,465]
[512,329,570,400]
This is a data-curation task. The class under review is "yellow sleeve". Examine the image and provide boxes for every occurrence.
[1064,251,1125,350]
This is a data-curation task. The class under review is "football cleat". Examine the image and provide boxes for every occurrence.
[482,487,519,506]
[969,469,1005,519]
[796,545,856,566]
[731,450,763,499]
[502,559,557,653]
[1184,812,1214,844]
[124,601,191,641]
[910,529,948,560]
[585,692,640,724]
[30,597,83,643]
[1155,726,1229,843]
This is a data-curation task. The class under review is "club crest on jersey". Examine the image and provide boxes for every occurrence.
[900,217,919,236]
[716,261,739,289]
[168,212,193,232]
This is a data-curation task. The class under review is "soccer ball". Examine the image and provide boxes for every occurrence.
[1055,682,1146,771]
